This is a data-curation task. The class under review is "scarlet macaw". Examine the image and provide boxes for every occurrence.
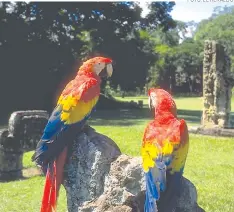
[32,57,113,212]
[141,88,189,212]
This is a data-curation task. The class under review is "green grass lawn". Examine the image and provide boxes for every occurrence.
[1,96,234,212]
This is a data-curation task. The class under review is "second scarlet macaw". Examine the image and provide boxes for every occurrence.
[32,56,113,212]
[141,88,189,212]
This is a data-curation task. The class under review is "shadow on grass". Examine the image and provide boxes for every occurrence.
[0,167,42,183]
[0,175,29,183]
[88,108,152,126]
[88,108,204,126]
[177,109,202,125]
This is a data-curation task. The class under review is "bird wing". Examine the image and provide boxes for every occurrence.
[41,75,100,141]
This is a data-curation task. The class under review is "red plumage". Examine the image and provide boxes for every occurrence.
[143,115,182,147]
[40,148,67,212]
[60,73,101,102]
[142,88,189,212]
[143,88,181,147]
[34,56,113,212]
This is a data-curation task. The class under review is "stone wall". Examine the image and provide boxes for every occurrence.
[202,40,234,128]
[0,110,48,180]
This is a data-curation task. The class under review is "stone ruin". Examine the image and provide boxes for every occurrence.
[0,110,203,211]
[202,40,234,128]
[0,110,48,180]
[190,40,234,136]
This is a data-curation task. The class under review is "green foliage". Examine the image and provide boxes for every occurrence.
[173,39,203,89]
[0,2,176,118]
[139,30,151,40]
[138,16,204,94]
[145,2,176,31]
[194,9,234,73]
[104,82,144,97]
[194,13,234,50]
[143,5,234,94]
[143,26,180,91]
[155,44,174,55]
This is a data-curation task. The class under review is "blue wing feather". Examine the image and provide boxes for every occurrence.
[144,158,168,212]
[41,105,65,140]
[32,103,97,168]
[41,104,96,140]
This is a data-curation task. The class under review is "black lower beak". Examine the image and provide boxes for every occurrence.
[149,99,155,118]
[150,107,155,118]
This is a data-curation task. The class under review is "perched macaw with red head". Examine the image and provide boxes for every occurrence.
[141,88,189,212]
[32,56,113,212]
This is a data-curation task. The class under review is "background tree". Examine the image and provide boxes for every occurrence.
[144,4,234,95]
[0,2,176,121]
[194,6,234,74]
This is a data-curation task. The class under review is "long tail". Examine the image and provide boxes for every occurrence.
[40,161,57,212]
[40,147,68,212]
[144,160,167,212]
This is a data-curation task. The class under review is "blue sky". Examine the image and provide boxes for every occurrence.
[5,1,234,23]
[141,1,234,22]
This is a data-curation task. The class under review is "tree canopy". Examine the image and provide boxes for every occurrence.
[144,5,234,94]
[3,2,234,120]
[0,2,176,120]
[194,6,234,73]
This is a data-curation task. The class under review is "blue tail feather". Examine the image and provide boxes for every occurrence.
[144,159,168,212]
[146,170,159,199]
[144,170,159,212]
[144,182,158,212]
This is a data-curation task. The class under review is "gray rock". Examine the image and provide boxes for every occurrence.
[64,129,203,212]
[175,178,203,212]
[8,110,49,151]
[0,110,49,180]
[76,155,145,212]
[0,129,23,180]
[188,125,234,138]
[63,126,121,212]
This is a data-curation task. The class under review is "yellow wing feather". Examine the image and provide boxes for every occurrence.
[141,139,174,172]
[57,78,100,125]
[168,141,189,174]
[59,95,99,125]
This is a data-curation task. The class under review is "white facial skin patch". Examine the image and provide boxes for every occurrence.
[94,62,106,75]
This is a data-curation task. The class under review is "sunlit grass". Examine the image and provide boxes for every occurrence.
[1,96,234,211]
[115,95,203,111]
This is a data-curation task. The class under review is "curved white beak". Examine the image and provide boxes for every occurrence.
[148,96,152,110]
[106,63,113,78]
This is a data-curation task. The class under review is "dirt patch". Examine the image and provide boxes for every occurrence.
[22,167,43,178]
